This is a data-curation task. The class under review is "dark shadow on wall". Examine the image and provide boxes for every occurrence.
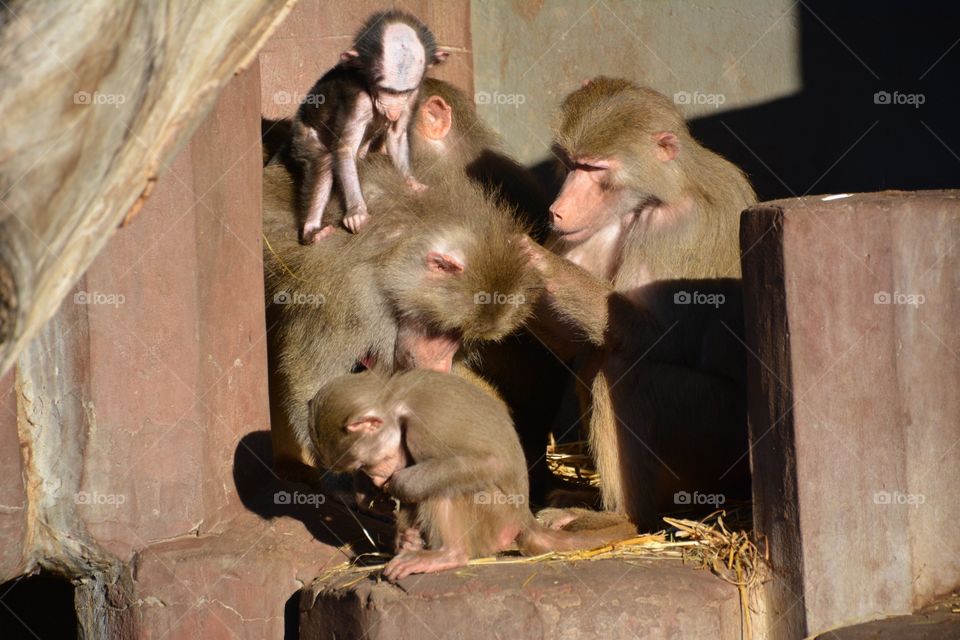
[232,430,393,553]
[689,0,960,201]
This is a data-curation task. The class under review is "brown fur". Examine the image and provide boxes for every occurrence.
[406,79,565,501]
[263,158,542,477]
[533,78,757,529]
[308,369,636,578]
[288,11,446,242]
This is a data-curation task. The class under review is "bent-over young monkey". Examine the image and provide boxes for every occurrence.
[309,369,637,580]
[290,10,447,243]
[263,159,541,482]
[530,78,757,530]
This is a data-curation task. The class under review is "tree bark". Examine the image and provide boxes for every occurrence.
[0,0,297,375]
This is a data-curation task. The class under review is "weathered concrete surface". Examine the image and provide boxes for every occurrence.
[134,512,334,640]
[471,0,800,165]
[741,191,960,639]
[301,559,742,639]
[72,57,270,559]
[259,0,473,122]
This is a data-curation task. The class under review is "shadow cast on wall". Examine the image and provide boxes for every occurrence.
[232,430,393,552]
[690,0,960,201]
[530,2,960,203]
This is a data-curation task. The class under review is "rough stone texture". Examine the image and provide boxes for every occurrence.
[259,0,473,122]
[133,513,341,640]
[741,191,960,639]
[301,559,742,639]
[72,57,271,560]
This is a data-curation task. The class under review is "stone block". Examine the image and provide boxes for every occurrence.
[301,559,742,639]
[741,191,960,638]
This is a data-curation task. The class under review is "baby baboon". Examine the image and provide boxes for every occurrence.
[309,369,636,579]
[289,11,447,243]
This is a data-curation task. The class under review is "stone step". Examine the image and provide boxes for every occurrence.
[300,558,742,639]
[814,594,960,639]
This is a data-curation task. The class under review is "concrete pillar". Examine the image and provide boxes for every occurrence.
[741,191,960,638]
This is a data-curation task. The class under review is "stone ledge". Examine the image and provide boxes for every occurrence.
[301,558,742,639]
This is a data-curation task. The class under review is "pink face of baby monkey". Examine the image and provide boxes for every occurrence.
[374,22,427,121]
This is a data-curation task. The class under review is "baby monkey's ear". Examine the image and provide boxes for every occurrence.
[431,49,450,66]
[346,415,383,434]
[340,49,361,66]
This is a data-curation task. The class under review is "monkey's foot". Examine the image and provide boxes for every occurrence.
[342,207,370,233]
[383,548,468,581]
[395,527,425,552]
[300,224,334,244]
[405,176,428,193]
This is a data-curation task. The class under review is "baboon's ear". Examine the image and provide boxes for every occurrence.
[420,95,452,140]
[654,132,680,162]
[345,416,383,434]
[426,251,464,274]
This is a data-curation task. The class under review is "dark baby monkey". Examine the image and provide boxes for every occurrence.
[290,10,447,243]
[308,369,637,580]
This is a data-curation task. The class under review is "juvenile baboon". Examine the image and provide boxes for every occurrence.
[532,77,757,530]
[309,369,636,579]
[263,159,541,480]
[289,10,447,243]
